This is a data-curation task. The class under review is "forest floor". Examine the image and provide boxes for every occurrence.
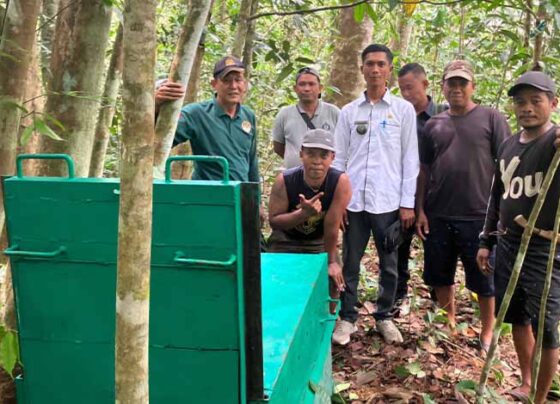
[332,240,560,403]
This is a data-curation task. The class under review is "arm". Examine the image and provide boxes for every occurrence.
[332,108,350,171]
[415,163,430,240]
[323,174,352,291]
[248,114,260,183]
[490,110,512,158]
[172,108,194,148]
[273,141,285,159]
[400,103,419,228]
[268,174,322,230]
[155,80,186,115]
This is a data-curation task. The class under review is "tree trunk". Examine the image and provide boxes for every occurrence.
[89,23,124,178]
[388,14,412,86]
[37,0,112,177]
[39,0,60,87]
[153,0,212,174]
[115,0,157,401]
[241,0,258,77]
[231,0,252,57]
[324,6,373,108]
[0,0,42,238]
[532,1,546,70]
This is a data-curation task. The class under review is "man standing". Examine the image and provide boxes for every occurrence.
[156,55,259,182]
[268,129,352,308]
[272,67,340,169]
[416,60,511,350]
[478,71,559,403]
[396,62,447,306]
[332,44,419,345]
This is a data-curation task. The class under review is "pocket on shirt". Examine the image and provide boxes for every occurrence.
[378,120,401,149]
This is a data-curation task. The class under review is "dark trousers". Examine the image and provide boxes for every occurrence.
[396,229,413,301]
[340,210,399,322]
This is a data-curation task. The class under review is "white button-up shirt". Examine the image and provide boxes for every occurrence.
[333,91,419,214]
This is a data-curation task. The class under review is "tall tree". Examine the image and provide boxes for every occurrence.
[0,0,42,238]
[115,0,157,400]
[231,0,253,57]
[325,7,373,108]
[89,23,124,178]
[241,0,258,77]
[39,0,60,87]
[37,0,112,177]
[153,0,212,174]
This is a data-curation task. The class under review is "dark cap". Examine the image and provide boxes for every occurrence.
[508,71,556,96]
[301,129,335,152]
[213,56,245,79]
[296,67,321,83]
[443,60,474,81]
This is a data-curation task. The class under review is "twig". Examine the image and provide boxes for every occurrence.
[476,149,560,402]
[440,338,484,362]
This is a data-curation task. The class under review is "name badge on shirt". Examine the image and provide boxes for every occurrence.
[241,120,252,134]
[354,120,368,135]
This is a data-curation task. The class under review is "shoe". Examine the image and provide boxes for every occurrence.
[376,319,403,344]
[332,320,357,346]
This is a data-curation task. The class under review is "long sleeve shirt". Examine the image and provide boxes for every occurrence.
[332,91,419,213]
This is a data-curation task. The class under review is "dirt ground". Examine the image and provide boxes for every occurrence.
[331,241,560,403]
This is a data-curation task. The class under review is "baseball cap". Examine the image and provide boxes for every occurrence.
[507,71,556,96]
[443,60,474,81]
[301,129,335,152]
[296,67,321,83]
[213,56,245,79]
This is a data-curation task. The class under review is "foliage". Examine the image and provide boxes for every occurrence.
[0,325,19,378]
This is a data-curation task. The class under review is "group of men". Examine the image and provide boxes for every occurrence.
[156,45,560,402]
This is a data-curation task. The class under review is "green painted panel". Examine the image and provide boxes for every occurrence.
[150,347,239,404]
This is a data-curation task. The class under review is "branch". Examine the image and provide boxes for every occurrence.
[35,0,80,33]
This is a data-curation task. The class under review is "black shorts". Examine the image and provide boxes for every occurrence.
[423,218,494,296]
[495,236,560,349]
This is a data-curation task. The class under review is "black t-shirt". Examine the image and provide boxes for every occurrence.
[282,165,343,241]
[482,126,560,245]
[421,105,511,220]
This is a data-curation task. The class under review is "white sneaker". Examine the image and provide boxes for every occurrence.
[332,320,357,346]
[376,319,403,344]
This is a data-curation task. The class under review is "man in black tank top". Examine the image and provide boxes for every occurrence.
[477,71,559,403]
[268,129,352,307]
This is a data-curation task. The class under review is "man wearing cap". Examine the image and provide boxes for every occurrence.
[332,44,419,346]
[477,71,559,403]
[416,60,511,351]
[396,62,448,309]
[155,55,258,182]
[268,128,352,305]
[272,67,340,169]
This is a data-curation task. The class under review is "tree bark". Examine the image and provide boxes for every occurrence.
[89,23,124,178]
[388,14,412,86]
[532,1,546,70]
[37,0,112,177]
[241,0,258,78]
[0,0,42,237]
[115,0,157,401]
[231,0,253,57]
[39,0,60,87]
[153,0,212,174]
[324,6,373,108]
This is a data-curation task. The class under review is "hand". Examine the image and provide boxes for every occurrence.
[298,192,323,216]
[416,210,430,240]
[476,248,493,275]
[399,207,415,230]
[328,262,345,292]
[155,80,186,106]
[555,127,560,148]
[340,210,349,232]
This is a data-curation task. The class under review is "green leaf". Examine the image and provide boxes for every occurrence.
[20,125,35,146]
[394,365,410,377]
[499,29,520,42]
[422,393,436,404]
[295,56,315,64]
[0,98,28,113]
[0,331,19,377]
[34,119,63,141]
[456,379,477,392]
[365,4,378,23]
[353,3,366,22]
[406,361,426,378]
[334,382,350,393]
[275,63,294,84]
[388,0,399,11]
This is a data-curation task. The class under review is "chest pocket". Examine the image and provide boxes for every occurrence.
[377,119,401,149]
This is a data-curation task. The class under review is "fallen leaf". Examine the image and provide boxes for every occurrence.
[356,370,377,386]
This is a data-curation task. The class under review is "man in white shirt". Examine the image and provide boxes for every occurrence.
[272,67,340,169]
[332,44,419,345]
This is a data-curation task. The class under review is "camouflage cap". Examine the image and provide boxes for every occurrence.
[443,60,474,81]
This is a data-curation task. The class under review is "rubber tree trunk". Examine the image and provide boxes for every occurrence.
[0,0,42,239]
[231,0,253,57]
[39,0,60,87]
[324,6,373,108]
[37,0,112,177]
[153,0,212,175]
[114,0,157,401]
[89,23,124,178]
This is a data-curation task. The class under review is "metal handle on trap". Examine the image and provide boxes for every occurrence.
[165,156,229,183]
[16,154,75,178]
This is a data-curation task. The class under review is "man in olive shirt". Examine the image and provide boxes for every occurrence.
[416,60,511,351]
[156,55,259,182]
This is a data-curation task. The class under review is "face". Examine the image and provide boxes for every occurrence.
[211,71,247,107]
[294,73,322,103]
[300,147,334,180]
[512,87,557,131]
[398,72,429,110]
[361,52,393,88]
[442,77,475,109]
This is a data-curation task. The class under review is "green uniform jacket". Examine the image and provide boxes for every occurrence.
[174,98,259,182]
